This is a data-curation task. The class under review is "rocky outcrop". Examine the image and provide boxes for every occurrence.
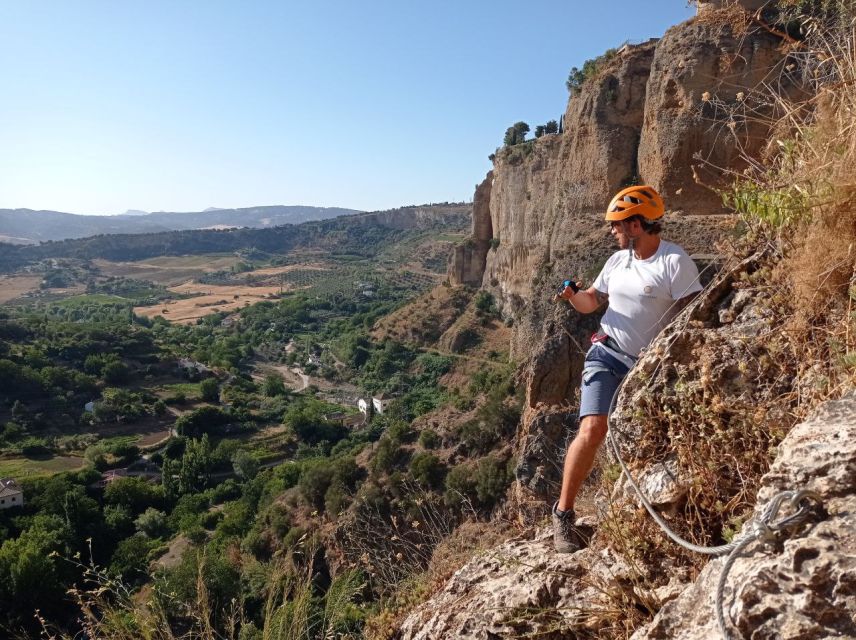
[448,174,492,286]
[633,393,856,640]
[396,527,610,640]
[638,19,788,213]
[354,204,471,231]
[396,388,856,640]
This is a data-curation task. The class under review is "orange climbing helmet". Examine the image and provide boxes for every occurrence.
[605,185,664,222]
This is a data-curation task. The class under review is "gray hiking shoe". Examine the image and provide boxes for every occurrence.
[552,501,589,553]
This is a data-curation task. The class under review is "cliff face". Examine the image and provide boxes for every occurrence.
[448,174,492,286]
[639,18,791,212]
[353,204,472,231]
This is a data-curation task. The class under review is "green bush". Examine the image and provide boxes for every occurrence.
[371,437,403,474]
[173,406,231,438]
[324,482,349,517]
[200,377,220,402]
[387,420,415,443]
[418,428,441,449]
[475,456,512,508]
[298,460,335,510]
[724,180,809,228]
[455,420,498,456]
[135,507,169,538]
[103,360,130,385]
[444,462,477,507]
[109,533,160,583]
[104,476,163,515]
[566,47,619,94]
[409,452,446,489]
[332,456,362,490]
[474,291,497,316]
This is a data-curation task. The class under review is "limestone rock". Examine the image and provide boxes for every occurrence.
[632,393,856,640]
[515,408,577,502]
[616,456,688,514]
[638,19,789,214]
[449,173,492,286]
[397,529,606,640]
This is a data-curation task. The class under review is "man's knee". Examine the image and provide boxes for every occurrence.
[576,415,608,447]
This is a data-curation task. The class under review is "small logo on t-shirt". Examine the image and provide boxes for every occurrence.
[643,285,653,294]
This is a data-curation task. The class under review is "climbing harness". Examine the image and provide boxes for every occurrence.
[605,389,824,640]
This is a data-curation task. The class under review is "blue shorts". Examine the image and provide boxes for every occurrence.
[579,344,631,418]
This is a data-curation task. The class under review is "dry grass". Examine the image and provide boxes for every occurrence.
[0,275,42,303]
[361,516,520,640]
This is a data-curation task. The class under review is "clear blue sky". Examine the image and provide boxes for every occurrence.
[0,1,693,215]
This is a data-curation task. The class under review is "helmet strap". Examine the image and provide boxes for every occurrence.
[623,220,635,268]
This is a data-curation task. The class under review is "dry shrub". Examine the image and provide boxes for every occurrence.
[338,480,466,602]
[694,0,753,37]
[788,197,856,316]
[713,0,856,366]
[359,516,519,640]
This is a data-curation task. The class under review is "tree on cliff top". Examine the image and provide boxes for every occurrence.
[566,47,619,94]
[503,122,529,146]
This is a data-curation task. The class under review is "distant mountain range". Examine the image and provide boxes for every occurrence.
[0,205,364,244]
[0,203,472,271]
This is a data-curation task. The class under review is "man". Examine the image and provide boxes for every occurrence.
[552,185,702,553]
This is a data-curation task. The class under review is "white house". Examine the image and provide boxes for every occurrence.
[177,358,211,375]
[358,398,370,415]
[0,479,24,510]
[372,392,393,415]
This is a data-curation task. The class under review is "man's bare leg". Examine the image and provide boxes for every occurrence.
[557,414,609,512]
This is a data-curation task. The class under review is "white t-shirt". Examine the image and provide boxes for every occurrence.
[593,239,702,357]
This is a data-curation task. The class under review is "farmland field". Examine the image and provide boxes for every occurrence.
[0,455,86,479]
[0,275,42,303]
[134,282,288,324]
[94,255,243,285]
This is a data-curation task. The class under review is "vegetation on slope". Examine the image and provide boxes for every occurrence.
[0,219,520,639]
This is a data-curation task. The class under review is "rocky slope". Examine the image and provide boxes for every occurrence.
[397,391,856,639]
[398,253,856,639]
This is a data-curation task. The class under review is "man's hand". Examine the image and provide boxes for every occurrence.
[555,286,607,314]
[555,281,581,301]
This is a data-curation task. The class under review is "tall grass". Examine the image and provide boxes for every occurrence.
[39,542,363,640]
